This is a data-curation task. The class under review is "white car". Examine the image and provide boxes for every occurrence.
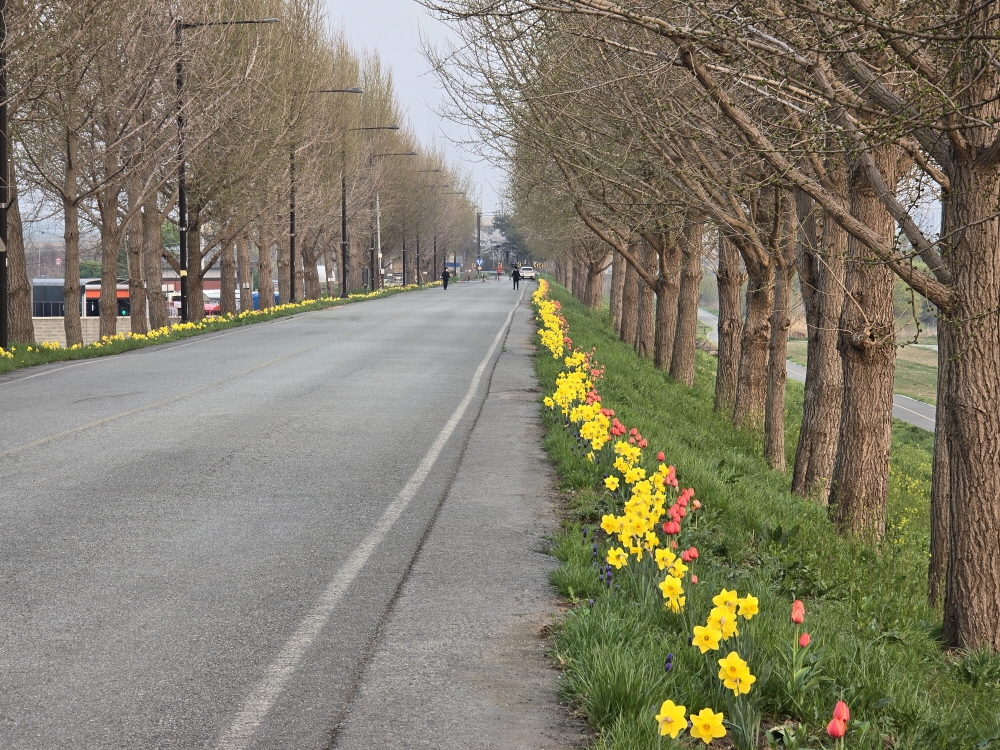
[519,265,536,280]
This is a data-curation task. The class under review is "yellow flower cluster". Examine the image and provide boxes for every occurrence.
[0,347,12,360]
[533,279,565,359]
[692,589,759,654]
[655,701,726,745]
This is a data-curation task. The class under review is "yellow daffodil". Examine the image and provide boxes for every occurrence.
[718,651,756,696]
[692,625,722,653]
[600,514,623,535]
[737,594,759,620]
[655,548,677,571]
[655,700,686,739]
[607,547,628,569]
[689,708,726,744]
[707,606,740,639]
[712,588,740,614]
[658,575,684,600]
[604,476,620,491]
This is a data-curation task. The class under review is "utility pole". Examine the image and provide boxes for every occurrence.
[401,236,407,286]
[415,233,421,286]
[341,147,349,298]
[175,20,188,323]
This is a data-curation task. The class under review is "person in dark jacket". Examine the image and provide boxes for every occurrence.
[512,267,521,290]
[442,269,450,290]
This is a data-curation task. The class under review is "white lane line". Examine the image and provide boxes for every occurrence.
[215,287,526,750]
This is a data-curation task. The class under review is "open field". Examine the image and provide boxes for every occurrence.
[786,339,939,404]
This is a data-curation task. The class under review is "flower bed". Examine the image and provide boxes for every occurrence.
[0,283,434,372]
[533,279,867,748]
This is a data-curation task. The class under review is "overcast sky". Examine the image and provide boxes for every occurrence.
[324,0,504,213]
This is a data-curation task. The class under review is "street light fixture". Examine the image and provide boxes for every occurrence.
[288,87,362,303]
[175,16,278,323]
[340,125,399,297]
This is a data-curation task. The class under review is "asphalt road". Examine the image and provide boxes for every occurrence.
[697,308,937,431]
[0,281,565,749]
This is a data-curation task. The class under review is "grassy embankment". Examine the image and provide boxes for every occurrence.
[536,282,1000,749]
[0,283,435,375]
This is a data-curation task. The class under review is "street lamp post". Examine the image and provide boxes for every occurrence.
[288,88,362,303]
[175,16,277,322]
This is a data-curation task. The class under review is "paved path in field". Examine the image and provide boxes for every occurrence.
[0,281,584,749]
[698,308,937,431]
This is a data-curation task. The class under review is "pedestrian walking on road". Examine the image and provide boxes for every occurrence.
[442,269,450,290]
[496,265,502,281]
[512,267,521,290]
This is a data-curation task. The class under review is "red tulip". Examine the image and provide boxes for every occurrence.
[657,451,665,461]
[681,550,691,562]
[629,438,636,444]
[688,547,699,559]
[791,600,805,624]
[639,439,648,448]
[670,540,678,549]
[690,575,698,584]
[833,701,850,722]
[630,427,638,436]
[799,632,811,648]
[692,499,702,509]
[826,718,846,739]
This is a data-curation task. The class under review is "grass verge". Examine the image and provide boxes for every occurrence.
[0,283,436,374]
[536,283,1000,749]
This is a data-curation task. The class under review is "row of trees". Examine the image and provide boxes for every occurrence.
[426,0,1000,650]
[3,0,476,347]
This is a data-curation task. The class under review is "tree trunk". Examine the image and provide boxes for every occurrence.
[126,215,149,335]
[143,202,168,331]
[238,238,254,312]
[733,258,774,429]
[792,178,847,502]
[610,249,625,334]
[277,233,291,304]
[221,242,237,315]
[764,198,797,471]
[670,221,703,386]
[323,243,336,298]
[635,241,656,358]
[258,229,274,310]
[619,251,639,345]
[830,150,899,540]
[584,259,605,309]
[6,161,34,344]
[941,159,1000,650]
[303,246,321,300]
[98,208,121,340]
[62,129,83,347]
[653,234,681,371]
[929,310,951,607]
[714,233,744,413]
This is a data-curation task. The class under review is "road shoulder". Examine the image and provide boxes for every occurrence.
[331,292,588,749]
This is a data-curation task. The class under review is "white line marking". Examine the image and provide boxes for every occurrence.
[215,288,524,750]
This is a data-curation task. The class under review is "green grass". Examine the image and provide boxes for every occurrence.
[786,340,938,405]
[0,283,432,374]
[536,284,1000,750]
